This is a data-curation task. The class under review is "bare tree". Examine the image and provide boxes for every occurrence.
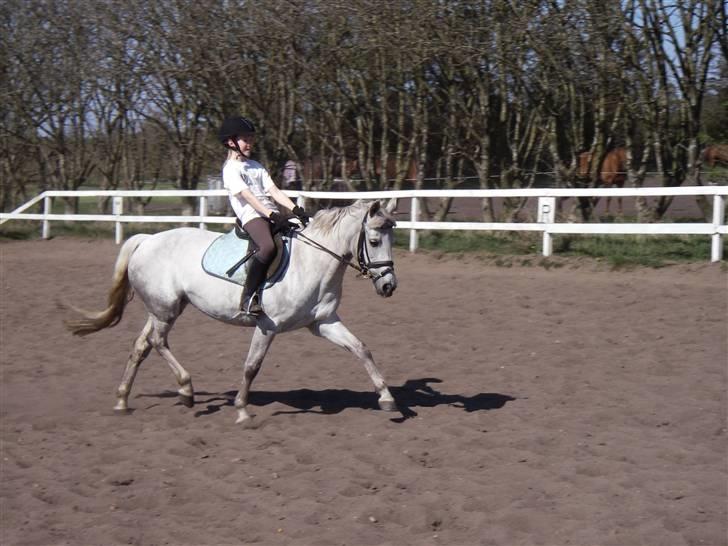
[3,0,98,213]
[1,0,722,226]
[130,0,221,214]
[622,0,721,220]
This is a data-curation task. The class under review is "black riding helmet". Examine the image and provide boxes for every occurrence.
[218,116,256,147]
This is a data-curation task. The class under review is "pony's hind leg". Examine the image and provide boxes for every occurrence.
[115,317,154,412]
[149,317,195,407]
[309,317,396,412]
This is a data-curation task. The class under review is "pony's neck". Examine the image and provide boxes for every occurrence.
[303,204,365,262]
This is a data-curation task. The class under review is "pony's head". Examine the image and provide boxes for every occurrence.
[360,199,398,297]
[305,199,398,297]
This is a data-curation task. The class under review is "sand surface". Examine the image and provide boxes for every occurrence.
[1,237,726,546]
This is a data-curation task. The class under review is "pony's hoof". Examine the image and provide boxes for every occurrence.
[179,394,194,408]
[113,406,133,415]
[378,399,397,412]
[235,410,254,426]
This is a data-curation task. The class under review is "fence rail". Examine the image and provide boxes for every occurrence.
[1,187,726,262]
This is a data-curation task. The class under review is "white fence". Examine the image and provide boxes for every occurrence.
[1,187,726,262]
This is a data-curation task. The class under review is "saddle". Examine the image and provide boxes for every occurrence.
[201,225,290,287]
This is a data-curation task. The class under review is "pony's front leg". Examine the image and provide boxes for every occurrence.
[309,317,396,412]
[234,326,276,425]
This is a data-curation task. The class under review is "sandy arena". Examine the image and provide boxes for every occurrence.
[1,236,726,546]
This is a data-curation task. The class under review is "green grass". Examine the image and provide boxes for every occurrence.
[62,195,190,214]
[0,220,229,241]
[0,194,226,241]
[395,230,537,255]
[5,194,200,217]
[554,233,717,268]
[3,219,724,269]
[701,167,728,186]
[394,229,724,268]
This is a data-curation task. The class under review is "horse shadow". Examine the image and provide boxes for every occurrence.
[149,378,515,422]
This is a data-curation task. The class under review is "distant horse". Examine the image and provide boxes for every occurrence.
[702,144,728,167]
[578,148,627,215]
[62,200,399,425]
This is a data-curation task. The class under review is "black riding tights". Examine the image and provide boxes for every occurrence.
[244,217,275,265]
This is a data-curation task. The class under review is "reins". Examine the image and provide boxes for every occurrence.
[295,230,369,276]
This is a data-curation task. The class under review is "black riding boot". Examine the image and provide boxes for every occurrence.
[235,257,269,317]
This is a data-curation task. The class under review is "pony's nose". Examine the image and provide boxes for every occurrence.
[382,282,395,297]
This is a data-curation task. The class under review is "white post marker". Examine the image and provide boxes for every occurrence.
[712,194,725,262]
[113,196,124,244]
[538,196,556,256]
[409,197,419,252]
[42,195,52,239]
[199,196,208,230]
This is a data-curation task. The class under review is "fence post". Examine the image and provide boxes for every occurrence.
[409,197,419,252]
[199,196,207,230]
[42,194,52,239]
[538,197,555,256]
[113,196,124,244]
[712,194,725,262]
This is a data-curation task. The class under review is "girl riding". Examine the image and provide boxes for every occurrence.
[219,116,309,317]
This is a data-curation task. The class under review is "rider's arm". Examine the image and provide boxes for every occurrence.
[267,184,297,212]
[232,187,276,218]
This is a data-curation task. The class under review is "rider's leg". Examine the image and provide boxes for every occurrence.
[238,256,268,315]
[237,217,275,316]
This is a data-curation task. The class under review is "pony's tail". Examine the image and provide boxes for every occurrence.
[62,234,150,337]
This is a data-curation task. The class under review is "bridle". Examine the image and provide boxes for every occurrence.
[292,215,394,282]
[355,217,395,281]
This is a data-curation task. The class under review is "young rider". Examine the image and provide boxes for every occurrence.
[219,116,309,317]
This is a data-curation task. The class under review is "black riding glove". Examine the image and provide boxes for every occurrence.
[268,211,290,232]
[292,206,311,226]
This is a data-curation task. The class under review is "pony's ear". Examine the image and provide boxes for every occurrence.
[368,200,381,217]
[384,198,397,214]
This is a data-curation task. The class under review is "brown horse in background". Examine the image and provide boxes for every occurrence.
[578,148,627,216]
[702,144,728,167]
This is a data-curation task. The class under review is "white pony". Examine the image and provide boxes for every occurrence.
[64,200,398,424]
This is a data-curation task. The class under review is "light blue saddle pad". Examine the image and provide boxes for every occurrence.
[201,229,290,287]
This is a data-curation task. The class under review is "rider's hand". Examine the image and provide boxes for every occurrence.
[268,211,290,231]
[292,206,311,227]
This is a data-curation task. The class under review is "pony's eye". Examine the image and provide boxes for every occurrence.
[369,239,380,247]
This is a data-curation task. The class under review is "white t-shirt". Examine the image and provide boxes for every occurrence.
[222,158,277,226]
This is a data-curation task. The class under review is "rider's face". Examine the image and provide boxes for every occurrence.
[232,133,255,157]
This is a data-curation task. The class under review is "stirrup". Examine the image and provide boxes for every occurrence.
[234,293,262,318]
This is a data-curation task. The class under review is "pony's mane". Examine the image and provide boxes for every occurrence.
[308,201,369,235]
